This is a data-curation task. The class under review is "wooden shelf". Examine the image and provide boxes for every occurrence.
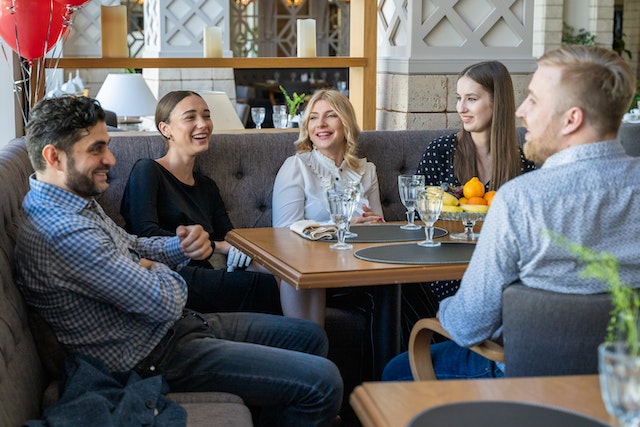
[39,0,376,129]
[46,56,367,69]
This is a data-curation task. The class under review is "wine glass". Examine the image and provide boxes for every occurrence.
[398,175,425,230]
[416,186,444,247]
[326,188,356,250]
[335,180,362,238]
[251,107,265,129]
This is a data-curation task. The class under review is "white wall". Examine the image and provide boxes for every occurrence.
[0,41,19,148]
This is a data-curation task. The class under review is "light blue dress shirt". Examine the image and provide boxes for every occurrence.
[440,141,640,347]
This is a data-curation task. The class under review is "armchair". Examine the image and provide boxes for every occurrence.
[409,284,613,380]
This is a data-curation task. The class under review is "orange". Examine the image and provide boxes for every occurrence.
[458,197,468,204]
[466,196,488,205]
[484,190,496,206]
[463,177,485,199]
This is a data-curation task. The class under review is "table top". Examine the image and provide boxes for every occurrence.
[350,375,612,427]
[226,220,473,289]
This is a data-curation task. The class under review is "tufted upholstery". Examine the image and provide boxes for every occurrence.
[0,139,47,426]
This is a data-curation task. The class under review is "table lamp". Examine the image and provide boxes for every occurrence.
[198,91,244,130]
[95,73,157,126]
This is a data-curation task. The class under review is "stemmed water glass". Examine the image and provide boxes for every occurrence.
[326,188,357,250]
[416,186,444,247]
[398,175,425,230]
[335,180,362,238]
[251,107,265,129]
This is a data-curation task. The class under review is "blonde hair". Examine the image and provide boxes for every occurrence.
[295,89,362,171]
[537,45,634,137]
[454,61,521,191]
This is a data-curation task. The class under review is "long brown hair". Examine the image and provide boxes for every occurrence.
[295,89,362,171]
[454,61,521,190]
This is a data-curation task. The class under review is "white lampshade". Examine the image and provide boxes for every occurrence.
[198,91,244,130]
[95,73,157,122]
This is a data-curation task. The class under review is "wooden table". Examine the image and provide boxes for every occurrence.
[226,220,472,376]
[350,375,613,427]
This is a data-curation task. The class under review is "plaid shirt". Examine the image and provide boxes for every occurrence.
[16,175,189,371]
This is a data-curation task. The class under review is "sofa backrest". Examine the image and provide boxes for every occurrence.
[0,138,47,426]
[99,129,458,230]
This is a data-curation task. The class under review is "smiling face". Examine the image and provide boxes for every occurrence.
[516,65,565,164]
[307,99,346,160]
[159,94,213,157]
[61,121,114,197]
[456,76,494,135]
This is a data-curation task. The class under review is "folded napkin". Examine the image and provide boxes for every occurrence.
[289,220,338,241]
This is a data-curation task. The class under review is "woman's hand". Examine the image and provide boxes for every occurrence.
[351,204,384,224]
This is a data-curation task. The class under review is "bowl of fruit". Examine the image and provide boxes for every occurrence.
[439,178,494,240]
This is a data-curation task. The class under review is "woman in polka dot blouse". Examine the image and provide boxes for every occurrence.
[401,61,536,346]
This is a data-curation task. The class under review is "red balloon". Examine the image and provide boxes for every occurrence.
[0,0,67,61]
[54,0,90,7]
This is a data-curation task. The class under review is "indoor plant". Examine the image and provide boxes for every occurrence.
[279,85,306,127]
[549,231,640,427]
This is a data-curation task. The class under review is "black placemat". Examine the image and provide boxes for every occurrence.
[354,242,475,264]
[326,224,447,243]
[407,401,610,427]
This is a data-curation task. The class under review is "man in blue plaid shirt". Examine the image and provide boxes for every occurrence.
[15,95,342,427]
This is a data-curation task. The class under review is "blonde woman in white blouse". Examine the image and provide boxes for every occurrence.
[273,89,384,326]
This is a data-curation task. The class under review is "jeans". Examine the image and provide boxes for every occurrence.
[179,265,282,315]
[382,340,504,381]
[136,310,343,427]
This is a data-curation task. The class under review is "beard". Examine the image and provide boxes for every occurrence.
[65,156,107,197]
[522,120,561,165]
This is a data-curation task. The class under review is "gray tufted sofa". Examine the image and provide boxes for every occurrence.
[2,125,637,426]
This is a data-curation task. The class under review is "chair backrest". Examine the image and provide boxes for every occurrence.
[502,284,613,377]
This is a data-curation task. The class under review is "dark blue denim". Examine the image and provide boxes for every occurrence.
[382,340,504,381]
[138,311,343,427]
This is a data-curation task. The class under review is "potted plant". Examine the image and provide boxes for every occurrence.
[549,231,640,427]
[279,85,306,127]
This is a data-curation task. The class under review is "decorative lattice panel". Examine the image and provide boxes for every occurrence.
[379,0,533,61]
[140,0,228,57]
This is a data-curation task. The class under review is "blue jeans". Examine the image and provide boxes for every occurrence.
[138,311,343,427]
[382,340,504,381]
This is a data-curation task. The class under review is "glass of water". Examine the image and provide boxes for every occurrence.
[251,107,265,129]
[599,341,640,427]
[326,188,356,250]
[416,186,444,247]
[398,174,425,230]
[272,105,288,128]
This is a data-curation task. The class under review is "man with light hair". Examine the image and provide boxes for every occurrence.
[383,45,640,380]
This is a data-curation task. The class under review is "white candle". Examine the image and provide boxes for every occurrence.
[203,26,223,58]
[297,19,316,58]
[101,5,128,58]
